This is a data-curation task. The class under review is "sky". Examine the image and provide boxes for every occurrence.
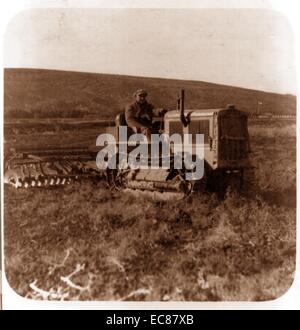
[3,8,297,95]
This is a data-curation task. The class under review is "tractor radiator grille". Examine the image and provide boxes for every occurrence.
[219,112,249,161]
[219,139,248,161]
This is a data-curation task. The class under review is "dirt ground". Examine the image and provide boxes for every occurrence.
[3,119,296,301]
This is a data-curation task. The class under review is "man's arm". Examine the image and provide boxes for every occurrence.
[152,107,168,117]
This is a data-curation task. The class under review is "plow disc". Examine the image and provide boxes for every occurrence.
[4,148,103,189]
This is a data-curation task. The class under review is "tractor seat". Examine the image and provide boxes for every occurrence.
[115,112,127,127]
[115,112,135,137]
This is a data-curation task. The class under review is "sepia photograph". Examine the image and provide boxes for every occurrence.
[1,1,297,305]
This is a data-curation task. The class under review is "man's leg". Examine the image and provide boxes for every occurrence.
[141,127,151,142]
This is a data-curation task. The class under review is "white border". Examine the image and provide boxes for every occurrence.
[1,0,299,310]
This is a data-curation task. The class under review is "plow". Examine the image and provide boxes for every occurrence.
[4,148,102,189]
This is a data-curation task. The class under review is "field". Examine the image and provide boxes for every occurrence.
[3,118,296,301]
[3,69,296,301]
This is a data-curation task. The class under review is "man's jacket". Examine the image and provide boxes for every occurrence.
[125,101,157,130]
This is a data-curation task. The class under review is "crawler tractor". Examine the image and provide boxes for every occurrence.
[4,90,252,196]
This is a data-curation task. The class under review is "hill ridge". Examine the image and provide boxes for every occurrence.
[4,68,296,119]
[5,67,296,97]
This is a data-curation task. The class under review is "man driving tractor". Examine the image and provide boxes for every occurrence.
[125,89,166,141]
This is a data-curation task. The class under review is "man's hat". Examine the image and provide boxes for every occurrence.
[133,89,148,97]
[226,104,235,110]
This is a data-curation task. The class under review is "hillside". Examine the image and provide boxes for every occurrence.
[4,68,296,119]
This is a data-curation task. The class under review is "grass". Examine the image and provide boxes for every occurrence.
[3,119,296,301]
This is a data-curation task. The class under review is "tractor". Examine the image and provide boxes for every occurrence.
[4,90,252,196]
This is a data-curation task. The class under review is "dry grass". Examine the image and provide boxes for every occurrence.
[3,119,296,301]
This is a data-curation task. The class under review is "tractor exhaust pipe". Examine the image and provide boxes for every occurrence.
[178,89,189,127]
